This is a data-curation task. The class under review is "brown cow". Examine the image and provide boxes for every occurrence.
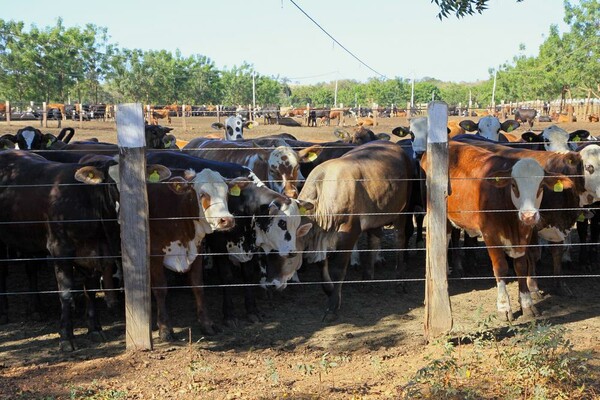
[421,141,573,320]
[150,108,172,125]
[588,114,599,123]
[297,141,413,319]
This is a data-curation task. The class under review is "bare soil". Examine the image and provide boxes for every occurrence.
[0,115,599,399]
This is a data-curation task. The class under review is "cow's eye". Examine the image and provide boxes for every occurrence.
[278,219,287,230]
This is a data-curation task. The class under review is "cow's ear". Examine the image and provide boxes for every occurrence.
[146,164,172,182]
[376,133,391,141]
[296,199,314,215]
[227,177,251,194]
[459,120,478,132]
[542,172,574,192]
[521,131,541,142]
[75,166,106,185]
[333,128,350,140]
[167,176,193,194]
[487,170,512,188]
[569,129,590,142]
[162,134,178,149]
[391,126,411,137]
[501,119,520,133]
[296,222,312,238]
[42,133,58,148]
[298,145,323,163]
[0,134,17,145]
[211,122,225,131]
[244,120,258,129]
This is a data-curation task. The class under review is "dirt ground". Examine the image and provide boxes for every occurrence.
[0,115,599,399]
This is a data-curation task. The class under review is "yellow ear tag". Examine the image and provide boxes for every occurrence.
[572,135,580,142]
[148,170,160,183]
[47,139,53,148]
[507,125,514,132]
[176,183,182,191]
[527,136,532,141]
[553,181,564,192]
[164,140,171,147]
[299,206,307,215]
[229,184,241,196]
[307,152,318,162]
[495,177,500,182]
[88,172,95,179]
[577,212,586,222]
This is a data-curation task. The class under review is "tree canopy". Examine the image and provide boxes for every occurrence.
[0,1,597,107]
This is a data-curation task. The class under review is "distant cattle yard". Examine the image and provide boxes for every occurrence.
[0,111,599,399]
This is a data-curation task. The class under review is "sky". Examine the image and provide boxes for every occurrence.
[3,0,572,84]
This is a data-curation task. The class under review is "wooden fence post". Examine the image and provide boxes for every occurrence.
[217,105,221,123]
[424,101,453,341]
[115,103,153,351]
[78,103,83,129]
[5,101,10,126]
[182,103,187,131]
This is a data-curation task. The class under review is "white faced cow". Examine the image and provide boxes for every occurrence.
[211,116,258,141]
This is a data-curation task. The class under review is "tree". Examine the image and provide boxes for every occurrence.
[432,0,524,19]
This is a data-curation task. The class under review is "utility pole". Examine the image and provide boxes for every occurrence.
[491,69,497,111]
[334,78,338,108]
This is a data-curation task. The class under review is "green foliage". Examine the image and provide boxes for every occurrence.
[432,0,524,19]
[401,318,594,399]
[264,357,280,384]
[69,381,127,400]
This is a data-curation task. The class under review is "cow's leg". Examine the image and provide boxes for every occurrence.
[53,261,76,351]
[525,246,543,300]
[549,242,574,297]
[24,259,42,321]
[82,268,105,342]
[0,263,7,324]
[217,256,239,328]
[414,211,425,248]
[364,228,383,280]
[513,255,540,318]
[589,212,600,269]
[188,256,217,335]
[350,242,361,268]
[322,229,360,320]
[150,258,174,341]
[241,257,262,323]
[488,248,514,321]
[394,216,409,293]
[576,219,589,266]
[463,234,479,275]
[448,227,464,277]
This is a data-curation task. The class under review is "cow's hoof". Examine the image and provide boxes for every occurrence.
[59,340,76,352]
[530,290,545,301]
[350,263,360,269]
[0,315,7,325]
[246,313,263,324]
[29,311,43,322]
[88,330,106,343]
[556,282,575,298]
[522,305,540,318]
[198,322,216,336]
[498,310,514,322]
[321,309,339,323]
[223,318,239,329]
[159,329,176,342]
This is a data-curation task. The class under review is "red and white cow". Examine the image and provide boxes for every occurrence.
[421,141,574,320]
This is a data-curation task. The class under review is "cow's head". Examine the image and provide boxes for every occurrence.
[334,127,389,144]
[211,116,257,141]
[190,170,248,232]
[12,126,59,150]
[392,116,428,155]
[266,145,323,198]
[489,157,573,226]
[145,124,175,149]
[579,144,600,204]
[253,196,313,257]
[460,116,520,141]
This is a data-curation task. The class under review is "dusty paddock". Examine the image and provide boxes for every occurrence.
[0,115,599,399]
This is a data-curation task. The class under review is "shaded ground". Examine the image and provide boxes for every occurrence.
[0,115,599,399]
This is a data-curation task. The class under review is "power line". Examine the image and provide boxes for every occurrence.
[287,0,388,80]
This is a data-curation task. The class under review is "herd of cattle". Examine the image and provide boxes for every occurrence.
[0,113,599,352]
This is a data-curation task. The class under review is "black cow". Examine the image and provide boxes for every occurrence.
[514,108,538,129]
[0,151,171,350]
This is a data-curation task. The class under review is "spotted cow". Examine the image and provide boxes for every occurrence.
[211,116,258,141]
